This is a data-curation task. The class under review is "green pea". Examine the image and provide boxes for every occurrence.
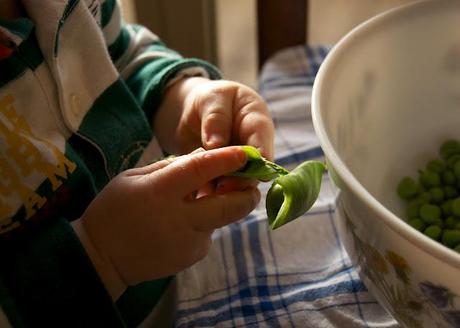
[419,204,442,225]
[427,159,446,173]
[424,225,442,241]
[408,218,425,231]
[417,192,432,204]
[445,216,459,229]
[440,140,460,160]
[444,186,458,199]
[441,229,460,247]
[397,177,419,200]
[441,200,453,216]
[454,244,460,253]
[451,198,460,216]
[419,170,441,188]
[407,201,422,220]
[396,140,460,249]
[442,170,456,185]
[407,194,431,218]
[429,187,444,204]
[447,155,460,169]
[454,161,460,180]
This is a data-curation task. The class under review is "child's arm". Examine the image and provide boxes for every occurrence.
[99,1,274,160]
[99,0,221,123]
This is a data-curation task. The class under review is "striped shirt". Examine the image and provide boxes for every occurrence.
[0,0,220,327]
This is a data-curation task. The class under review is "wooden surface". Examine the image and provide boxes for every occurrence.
[257,0,307,68]
[134,0,217,65]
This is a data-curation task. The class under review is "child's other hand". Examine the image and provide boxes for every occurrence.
[77,146,260,298]
[155,77,275,160]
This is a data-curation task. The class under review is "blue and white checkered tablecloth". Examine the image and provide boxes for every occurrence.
[172,45,400,327]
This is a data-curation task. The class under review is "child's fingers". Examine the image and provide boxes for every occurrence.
[126,148,206,177]
[199,92,233,149]
[160,146,247,195]
[193,176,258,199]
[193,181,216,199]
[190,188,261,231]
[125,156,178,176]
[237,109,275,161]
[215,176,259,194]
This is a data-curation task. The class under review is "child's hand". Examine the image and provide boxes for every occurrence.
[154,77,275,160]
[74,146,260,299]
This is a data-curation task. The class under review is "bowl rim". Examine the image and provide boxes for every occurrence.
[311,0,460,269]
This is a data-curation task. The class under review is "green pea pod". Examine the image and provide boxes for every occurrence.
[231,146,288,181]
[231,146,326,229]
[266,161,326,229]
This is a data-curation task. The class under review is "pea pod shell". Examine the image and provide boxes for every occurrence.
[231,146,287,181]
[267,160,325,229]
[231,161,280,181]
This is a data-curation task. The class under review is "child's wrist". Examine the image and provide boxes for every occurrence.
[71,218,127,300]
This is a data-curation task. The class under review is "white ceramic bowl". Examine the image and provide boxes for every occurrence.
[312,1,460,327]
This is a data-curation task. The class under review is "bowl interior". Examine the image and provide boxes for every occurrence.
[316,0,460,219]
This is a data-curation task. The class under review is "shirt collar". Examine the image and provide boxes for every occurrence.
[0,18,33,60]
[0,17,33,46]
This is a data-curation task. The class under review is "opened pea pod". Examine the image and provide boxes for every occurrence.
[232,146,326,229]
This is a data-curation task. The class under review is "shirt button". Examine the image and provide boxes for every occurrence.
[70,93,81,117]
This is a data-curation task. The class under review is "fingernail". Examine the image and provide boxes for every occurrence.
[206,133,224,148]
[235,147,247,163]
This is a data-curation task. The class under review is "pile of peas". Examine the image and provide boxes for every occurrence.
[397,140,460,253]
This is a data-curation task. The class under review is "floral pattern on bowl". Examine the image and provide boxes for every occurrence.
[344,210,460,328]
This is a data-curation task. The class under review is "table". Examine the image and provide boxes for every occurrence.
[172,45,400,328]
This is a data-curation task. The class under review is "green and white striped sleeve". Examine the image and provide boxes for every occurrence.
[99,0,221,119]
